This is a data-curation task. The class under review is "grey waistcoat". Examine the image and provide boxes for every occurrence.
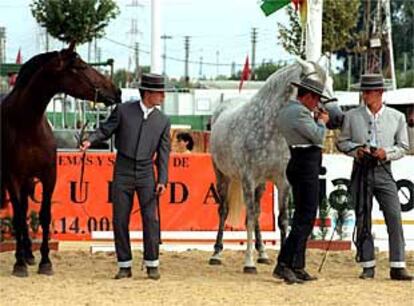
[336,105,408,161]
[88,101,171,184]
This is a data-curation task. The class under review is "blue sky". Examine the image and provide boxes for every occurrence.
[0,0,293,78]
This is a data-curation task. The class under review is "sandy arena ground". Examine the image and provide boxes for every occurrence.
[0,242,413,306]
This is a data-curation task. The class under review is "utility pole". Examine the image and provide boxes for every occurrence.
[216,50,220,77]
[45,29,49,52]
[347,54,352,91]
[87,42,91,63]
[0,27,5,64]
[362,0,395,89]
[127,0,143,80]
[184,36,190,85]
[134,42,140,79]
[383,0,396,89]
[251,27,257,80]
[151,0,162,74]
[199,55,203,79]
[231,61,236,78]
[161,34,172,76]
[97,47,101,63]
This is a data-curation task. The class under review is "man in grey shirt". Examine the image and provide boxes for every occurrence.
[337,74,413,281]
[273,77,329,284]
[81,73,171,280]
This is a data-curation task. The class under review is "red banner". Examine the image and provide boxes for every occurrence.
[1,153,275,240]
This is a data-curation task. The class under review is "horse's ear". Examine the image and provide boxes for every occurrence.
[296,57,313,74]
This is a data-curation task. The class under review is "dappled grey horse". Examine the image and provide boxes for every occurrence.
[209,59,344,273]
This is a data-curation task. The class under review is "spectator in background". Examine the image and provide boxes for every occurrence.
[176,132,194,153]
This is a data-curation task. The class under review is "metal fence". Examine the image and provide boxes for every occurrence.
[47,94,113,151]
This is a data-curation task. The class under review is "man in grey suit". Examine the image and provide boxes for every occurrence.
[81,73,171,280]
[337,74,413,281]
[273,77,330,284]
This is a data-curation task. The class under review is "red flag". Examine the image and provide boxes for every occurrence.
[15,48,22,64]
[8,74,17,87]
[8,48,22,88]
[239,55,250,92]
[292,0,301,11]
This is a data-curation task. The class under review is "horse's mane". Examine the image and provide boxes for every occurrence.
[13,51,59,90]
[251,61,326,111]
[251,63,301,110]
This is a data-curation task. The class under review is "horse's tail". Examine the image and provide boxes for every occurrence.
[226,179,245,227]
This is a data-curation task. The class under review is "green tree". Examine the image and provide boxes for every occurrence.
[113,69,134,88]
[228,61,287,81]
[255,61,286,80]
[113,66,150,88]
[278,5,304,58]
[31,0,119,50]
[391,0,414,86]
[278,0,360,57]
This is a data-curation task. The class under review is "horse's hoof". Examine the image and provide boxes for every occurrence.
[38,262,54,276]
[243,266,257,274]
[257,258,272,265]
[25,256,36,266]
[209,258,222,265]
[12,264,28,277]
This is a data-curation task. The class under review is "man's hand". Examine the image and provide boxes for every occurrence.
[356,147,371,160]
[80,140,91,152]
[371,147,387,161]
[317,110,330,125]
[156,184,166,195]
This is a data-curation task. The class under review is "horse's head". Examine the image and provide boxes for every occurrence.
[296,58,344,129]
[45,49,121,106]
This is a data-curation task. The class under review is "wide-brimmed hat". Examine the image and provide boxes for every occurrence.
[355,74,386,91]
[137,73,173,92]
[291,77,329,100]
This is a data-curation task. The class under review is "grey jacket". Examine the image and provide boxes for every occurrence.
[336,105,408,161]
[88,101,171,184]
[277,100,326,147]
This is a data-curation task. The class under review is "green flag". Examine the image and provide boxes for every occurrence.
[260,0,291,17]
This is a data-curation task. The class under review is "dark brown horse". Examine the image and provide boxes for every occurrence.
[1,48,121,277]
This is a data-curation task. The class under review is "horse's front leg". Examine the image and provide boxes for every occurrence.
[254,184,271,265]
[243,179,257,274]
[9,183,29,277]
[38,171,56,275]
[277,180,291,247]
[20,183,35,266]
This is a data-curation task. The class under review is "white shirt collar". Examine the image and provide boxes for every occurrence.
[140,101,155,120]
[365,104,385,119]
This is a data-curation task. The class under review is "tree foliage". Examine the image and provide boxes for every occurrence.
[278,0,360,57]
[113,66,149,88]
[228,61,287,81]
[391,1,414,73]
[322,0,360,54]
[254,61,287,80]
[278,5,304,58]
[30,0,119,48]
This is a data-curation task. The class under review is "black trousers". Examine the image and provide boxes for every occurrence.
[278,146,321,269]
[112,154,160,267]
